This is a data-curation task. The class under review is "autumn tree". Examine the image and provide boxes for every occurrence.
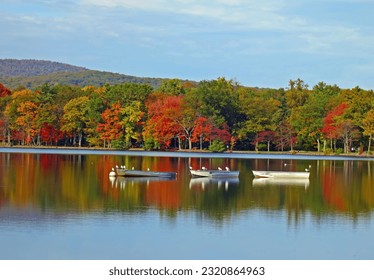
[3,89,40,145]
[322,103,349,152]
[157,79,186,95]
[290,82,340,151]
[120,100,144,148]
[362,109,374,152]
[193,77,242,128]
[191,117,213,150]
[237,88,281,151]
[61,96,90,147]
[144,94,181,149]
[0,83,12,144]
[97,102,122,148]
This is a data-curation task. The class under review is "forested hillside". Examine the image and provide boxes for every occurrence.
[0,59,166,89]
[0,59,86,77]
[0,77,373,154]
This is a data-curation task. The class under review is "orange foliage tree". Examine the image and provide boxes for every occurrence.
[97,102,123,148]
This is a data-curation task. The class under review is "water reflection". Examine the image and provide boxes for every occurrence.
[110,176,177,189]
[252,178,310,189]
[189,177,239,191]
[0,151,373,220]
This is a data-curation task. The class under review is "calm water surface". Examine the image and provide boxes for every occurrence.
[0,149,374,259]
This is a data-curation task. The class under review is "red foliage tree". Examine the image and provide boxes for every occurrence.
[322,102,348,149]
[191,117,212,149]
[40,123,63,145]
[97,102,123,148]
[145,94,185,149]
[256,131,276,151]
[0,83,11,98]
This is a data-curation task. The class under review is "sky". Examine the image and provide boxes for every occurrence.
[1,0,374,89]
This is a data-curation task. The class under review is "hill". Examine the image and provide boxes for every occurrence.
[0,59,86,77]
[0,59,167,89]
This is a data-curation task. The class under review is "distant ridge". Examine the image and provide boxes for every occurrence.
[0,59,167,89]
[0,59,86,77]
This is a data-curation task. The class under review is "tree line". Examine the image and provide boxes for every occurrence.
[0,78,373,153]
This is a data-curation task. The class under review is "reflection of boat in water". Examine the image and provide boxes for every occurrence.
[252,170,310,179]
[189,177,239,190]
[189,167,239,178]
[114,167,177,178]
[110,176,176,188]
[252,177,310,188]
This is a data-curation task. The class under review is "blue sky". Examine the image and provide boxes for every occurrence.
[1,0,374,89]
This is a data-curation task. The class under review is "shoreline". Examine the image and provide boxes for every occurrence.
[0,146,373,161]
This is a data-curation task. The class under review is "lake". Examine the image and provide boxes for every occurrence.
[0,148,373,260]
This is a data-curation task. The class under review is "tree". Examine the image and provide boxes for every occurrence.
[0,83,11,97]
[237,91,281,151]
[322,103,351,152]
[0,84,12,144]
[192,117,213,150]
[290,82,340,152]
[40,122,63,145]
[144,94,181,149]
[257,131,276,151]
[61,96,90,147]
[120,101,144,148]
[362,109,374,152]
[193,77,242,128]
[3,89,39,145]
[97,102,122,148]
[15,101,39,144]
[157,79,185,95]
[285,78,309,109]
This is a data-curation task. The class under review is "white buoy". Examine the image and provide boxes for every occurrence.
[109,168,116,177]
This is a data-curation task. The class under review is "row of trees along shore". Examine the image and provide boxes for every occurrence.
[0,78,374,154]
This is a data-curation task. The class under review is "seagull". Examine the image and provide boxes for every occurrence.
[225,167,230,171]
[218,167,222,170]
[202,167,207,170]
[132,166,134,170]
[189,166,193,170]
[147,168,150,171]
[109,168,116,177]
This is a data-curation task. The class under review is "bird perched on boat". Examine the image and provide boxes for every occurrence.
[202,167,207,170]
[109,168,116,177]
[218,167,222,170]
[147,168,150,171]
[132,167,134,170]
[189,166,193,170]
[225,167,230,171]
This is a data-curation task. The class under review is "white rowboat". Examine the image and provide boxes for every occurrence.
[115,167,177,178]
[189,167,239,178]
[252,170,310,179]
